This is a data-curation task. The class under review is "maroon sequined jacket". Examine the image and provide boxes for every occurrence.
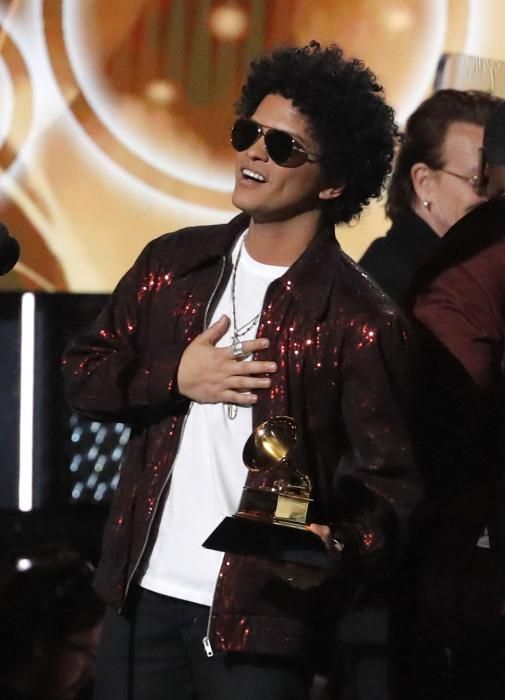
[63,213,420,656]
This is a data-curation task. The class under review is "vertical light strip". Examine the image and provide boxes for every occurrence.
[18,292,35,511]
[463,0,482,55]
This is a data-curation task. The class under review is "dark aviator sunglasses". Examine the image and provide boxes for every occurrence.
[230,118,320,168]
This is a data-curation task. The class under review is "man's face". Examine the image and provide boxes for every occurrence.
[425,121,486,236]
[231,94,329,223]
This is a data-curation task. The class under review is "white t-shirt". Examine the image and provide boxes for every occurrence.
[140,234,287,606]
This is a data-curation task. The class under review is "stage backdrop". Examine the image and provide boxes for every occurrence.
[1,0,505,292]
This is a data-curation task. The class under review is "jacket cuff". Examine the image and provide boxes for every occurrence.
[129,344,190,409]
[331,518,394,581]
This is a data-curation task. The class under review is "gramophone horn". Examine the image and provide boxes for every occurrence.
[243,416,297,472]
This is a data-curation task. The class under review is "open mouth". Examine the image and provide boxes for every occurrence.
[241,168,267,183]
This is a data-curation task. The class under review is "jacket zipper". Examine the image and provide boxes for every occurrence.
[202,552,225,658]
[202,599,215,657]
[200,256,227,657]
[201,261,276,655]
[121,404,193,609]
[203,254,226,328]
[121,256,228,611]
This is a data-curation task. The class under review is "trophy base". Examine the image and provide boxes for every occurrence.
[202,515,331,569]
[237,486,311,526]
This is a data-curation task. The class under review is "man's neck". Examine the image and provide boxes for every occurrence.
[412,201,444,238]
[245,210,325,266]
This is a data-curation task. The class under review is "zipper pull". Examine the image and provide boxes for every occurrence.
[202,635,214,657]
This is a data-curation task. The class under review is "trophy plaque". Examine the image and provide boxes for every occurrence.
[203,416,330,568]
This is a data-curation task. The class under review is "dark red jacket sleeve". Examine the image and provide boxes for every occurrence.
[62,239,189,422]
[413,264,501,391]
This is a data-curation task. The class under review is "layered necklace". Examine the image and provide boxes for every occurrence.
[227,232,260,420]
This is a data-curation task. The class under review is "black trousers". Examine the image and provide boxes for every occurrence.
[94,587,311,700]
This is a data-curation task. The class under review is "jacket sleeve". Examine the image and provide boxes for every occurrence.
[62,239,190,422]
[413,265,499,391]
[334,313,421,579]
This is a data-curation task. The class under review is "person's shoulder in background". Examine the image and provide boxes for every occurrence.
[358,211,440,306]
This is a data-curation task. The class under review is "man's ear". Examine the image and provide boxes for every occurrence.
[410,162,433,201]
[319,184,345,201]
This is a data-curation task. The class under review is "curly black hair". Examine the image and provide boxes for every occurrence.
[235,41,398,225]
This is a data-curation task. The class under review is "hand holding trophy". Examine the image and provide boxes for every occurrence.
[203,416,332,568]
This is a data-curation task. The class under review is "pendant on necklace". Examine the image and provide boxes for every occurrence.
[227,403,238,420]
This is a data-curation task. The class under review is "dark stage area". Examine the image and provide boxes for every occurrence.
[0,292,116,566]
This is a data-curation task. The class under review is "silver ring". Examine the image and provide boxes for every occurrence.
[332,537,344,553]
[231,337,245,361]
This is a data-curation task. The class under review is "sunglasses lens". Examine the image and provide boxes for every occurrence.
[263,130,294,165]
[231,119,260,152]
[231,119,310,167]
[265,130,308,167]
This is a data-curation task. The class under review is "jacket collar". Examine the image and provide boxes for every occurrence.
[409,195,505,300]
[178,212,342,314]
[171,212,248,275]
[273,219,342,314]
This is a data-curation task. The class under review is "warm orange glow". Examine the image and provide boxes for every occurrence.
[0,0,503,290]
[208,5,249,41]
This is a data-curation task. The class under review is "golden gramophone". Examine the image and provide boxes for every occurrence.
[203,417,329,568]
[238,416,311,527]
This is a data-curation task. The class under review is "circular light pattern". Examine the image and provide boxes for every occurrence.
[464,0,505,61]
[290,0,448,126]
[46,0,450,209]
[381,7,414,32]
[144,79,179,106]
[0,29,33,176]
[34,0,496,294]
[0,57,14,149]
[45,0,235,207]
[208,5,249,41]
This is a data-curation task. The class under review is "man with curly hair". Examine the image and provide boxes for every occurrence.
[63,42,419,699]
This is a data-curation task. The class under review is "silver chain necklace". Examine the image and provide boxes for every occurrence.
[227,233,260,420]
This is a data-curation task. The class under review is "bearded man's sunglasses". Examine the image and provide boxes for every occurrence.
[230,118,320,168]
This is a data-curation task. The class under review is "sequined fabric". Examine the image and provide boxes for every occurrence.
[63,212,420,655]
